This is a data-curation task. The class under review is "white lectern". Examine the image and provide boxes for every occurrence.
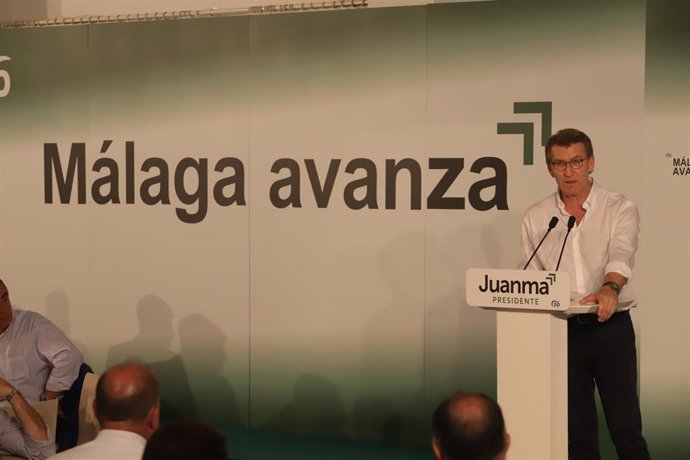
[466,268,633,460]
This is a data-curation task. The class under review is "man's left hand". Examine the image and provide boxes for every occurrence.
[43,389,65,417]
[42,389,60,400]
[580,287,618,322]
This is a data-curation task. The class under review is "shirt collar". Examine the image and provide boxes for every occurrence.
[96,429,148,445]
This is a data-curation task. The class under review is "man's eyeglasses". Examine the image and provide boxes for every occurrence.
[549,157,587,172]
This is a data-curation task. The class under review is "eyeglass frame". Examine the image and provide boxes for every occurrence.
[548,156,590,172]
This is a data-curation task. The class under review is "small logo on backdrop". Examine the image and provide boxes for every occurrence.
[546,272,560,308]
[666,153,690,176]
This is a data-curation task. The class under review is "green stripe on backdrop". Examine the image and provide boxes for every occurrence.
[645,0,690,114]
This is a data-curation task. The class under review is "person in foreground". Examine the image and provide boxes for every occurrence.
[49,363,160,460]
[0,376,55,459]
[142,419,228,460]
[431,391,510,460]
[521,128,650,459]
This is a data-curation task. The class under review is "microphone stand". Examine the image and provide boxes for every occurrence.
[555,216,576,271]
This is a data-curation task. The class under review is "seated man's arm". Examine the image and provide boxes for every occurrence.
[35,319,83,397]
[0,379,55,460]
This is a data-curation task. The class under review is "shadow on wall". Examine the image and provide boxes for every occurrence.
[262,373,346,438]
[425,210,525,412]
[352,395,428,446]
[178,313,242,427]
[355,231,428,447]
[45,290,90,363]
[423,218,506,413]
[353,217,512,445]
[105,295,197,421]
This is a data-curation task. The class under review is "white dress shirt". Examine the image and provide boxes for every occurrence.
[0,310,83,403]
[521,181,639,302]
[48,429,147,460]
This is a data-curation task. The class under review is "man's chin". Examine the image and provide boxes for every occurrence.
[560,183,580,195]
[0,317,12,332]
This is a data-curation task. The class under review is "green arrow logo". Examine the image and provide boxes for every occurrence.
[497,101,552,165]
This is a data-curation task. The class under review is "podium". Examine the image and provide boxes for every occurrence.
[465,268,634,460]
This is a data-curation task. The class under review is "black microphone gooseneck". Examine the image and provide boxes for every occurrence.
[555,215,576,271]
[523,216,559,270]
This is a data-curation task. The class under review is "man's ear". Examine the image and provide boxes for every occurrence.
[431,436,443,460]
[141,403,161,439]
[504,432,511,453]
[148,403,161,432]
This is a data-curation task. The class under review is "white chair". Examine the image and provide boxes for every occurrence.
[77,373,100,445]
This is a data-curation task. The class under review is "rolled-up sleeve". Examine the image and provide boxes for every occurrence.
[0,412,55,460]
[35,320,83,393]
[24,431,56,460]
[605,200,639,282]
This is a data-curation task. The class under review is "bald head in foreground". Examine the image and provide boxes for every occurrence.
[432,392,510,460]
[50,363,160,460]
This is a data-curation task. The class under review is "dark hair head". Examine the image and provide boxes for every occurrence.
[142,420,228,460]
[95,363,160,425]
[545,128,594,162]
[432,392,506,460]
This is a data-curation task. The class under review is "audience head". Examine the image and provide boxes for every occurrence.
[142,420,228,460]
[432,391,510,460]
[94,362,160,439]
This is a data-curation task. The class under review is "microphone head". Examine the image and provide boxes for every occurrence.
[567,215,576,229]
[548,216,559,229]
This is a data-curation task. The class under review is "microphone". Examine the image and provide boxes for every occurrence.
[555,216,576,271]
[523,216,559,270]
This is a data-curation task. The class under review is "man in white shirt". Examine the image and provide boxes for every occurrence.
[0,376,55,460]
[0,279,83,404]
[521,129,650,459]
[0,278,84,451]
[50,363,160,460]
